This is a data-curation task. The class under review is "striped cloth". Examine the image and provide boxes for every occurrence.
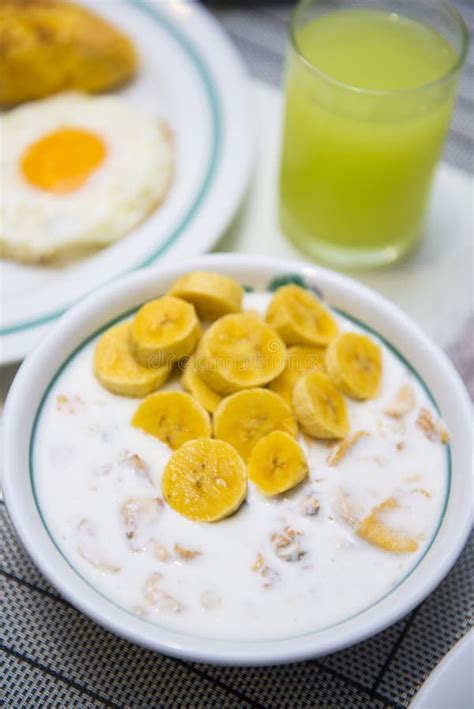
[2,3,473,708]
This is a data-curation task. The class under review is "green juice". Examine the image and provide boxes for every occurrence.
[279,9,458,266]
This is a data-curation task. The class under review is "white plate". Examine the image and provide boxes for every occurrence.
[411,632,473,708]
[0,0,252,365]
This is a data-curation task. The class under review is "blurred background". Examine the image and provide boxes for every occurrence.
[203,0,473,173]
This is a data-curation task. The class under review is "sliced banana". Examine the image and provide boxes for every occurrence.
[326,332,382,400]
[130,295,201,367]
[266,285,338,346]
[197,311,287,394]
[213,388,297,462]
[162,438,247,522]
[131,391,211,450]
[357,497,419,553]
[93,322,170,397]
[248,430,308,496]
[293,371,349,439]
[168,271,243,320]
[181,354,223,413]
[269,345,326,405]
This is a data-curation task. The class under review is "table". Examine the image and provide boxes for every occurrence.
[2,2,473,707]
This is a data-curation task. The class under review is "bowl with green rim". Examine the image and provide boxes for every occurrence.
[3,254,472,665]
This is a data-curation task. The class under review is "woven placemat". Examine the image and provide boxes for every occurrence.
[2,502,472,707]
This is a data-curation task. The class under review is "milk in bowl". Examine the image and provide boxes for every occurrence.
[32,272,449,641]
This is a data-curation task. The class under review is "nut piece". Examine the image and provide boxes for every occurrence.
[251,552,265,573]
[333,491,360,528]
[153,542,170,562]
[174,544,202,561]
[77,519,120,573]
[142,573,184,613]
[327,430,369,466]
[300,493,320,516]
[270,527,305,562]
[120,452,152,484]
[416,408,449,444]
[384,384,415,418]
[120,497,163,551]
[251,553,279,589]
[412,488,431,499]
[439,426,450,445]
[56,394,84,414]
[357,498,419,553]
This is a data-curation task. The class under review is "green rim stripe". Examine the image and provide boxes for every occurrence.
[0,0,222,337]
[29,300,451,640]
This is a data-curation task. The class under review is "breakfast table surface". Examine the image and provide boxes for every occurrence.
[1,2,473,708]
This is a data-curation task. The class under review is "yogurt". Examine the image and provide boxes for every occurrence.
[33,293,448,641]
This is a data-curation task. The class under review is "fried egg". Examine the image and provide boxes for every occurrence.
[1,92,174,263]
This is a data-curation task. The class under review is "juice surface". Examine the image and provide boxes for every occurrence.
[280,9,457,264]
[297,10,456,90]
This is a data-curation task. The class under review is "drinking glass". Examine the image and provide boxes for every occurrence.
[279,0,468,268]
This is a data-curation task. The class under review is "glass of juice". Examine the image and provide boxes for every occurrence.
[279,0,468,268]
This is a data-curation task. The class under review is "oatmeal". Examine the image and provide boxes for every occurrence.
[33,290,448,641]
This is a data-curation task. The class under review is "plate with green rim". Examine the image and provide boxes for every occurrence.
[0,0,252,365]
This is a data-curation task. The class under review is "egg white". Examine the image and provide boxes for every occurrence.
[0,92,174,263]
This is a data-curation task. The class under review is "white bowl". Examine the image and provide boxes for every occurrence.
[3,254,472,665]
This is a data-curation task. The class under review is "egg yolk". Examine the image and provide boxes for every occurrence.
[21,127,107,194]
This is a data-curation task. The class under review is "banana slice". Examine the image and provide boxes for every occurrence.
[181,354,222,413]
[130,296,201,367]
[269,345,326,405]
[162,438,247,522]
[93,322,170,397]
[326,332,382,400]
[131,391,211,450]
[213,388,297,462]
[357,497,419,553]
[168,271,243,320]
[266,285,338,346]
[293,371,349,439]
[197,311,287,394]
[248,430,308,496]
